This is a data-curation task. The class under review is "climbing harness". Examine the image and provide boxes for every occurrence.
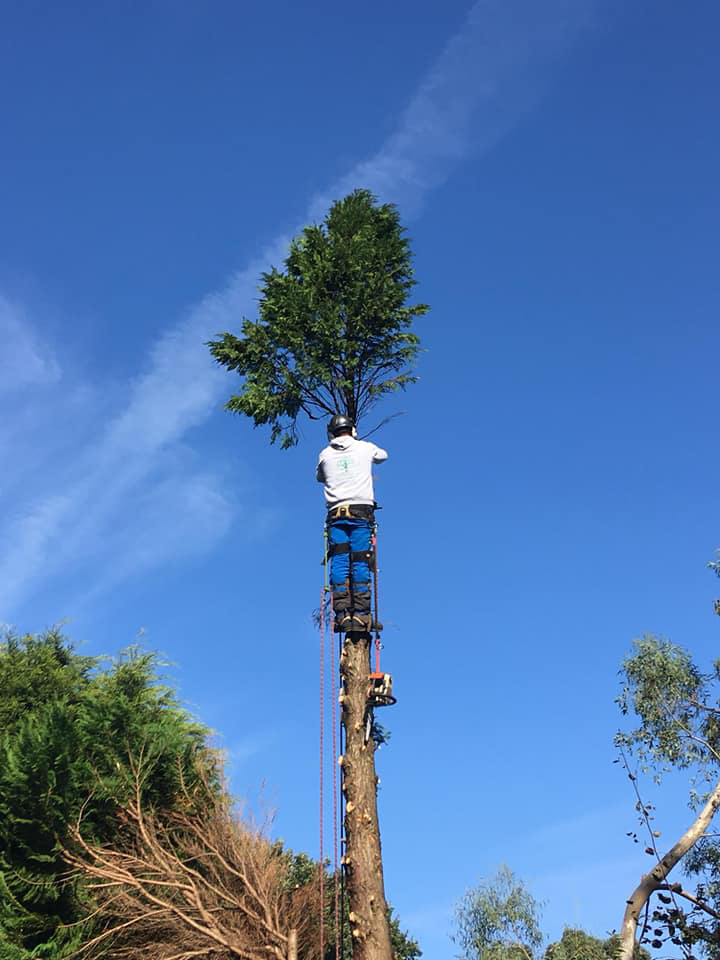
[327,502,375,522]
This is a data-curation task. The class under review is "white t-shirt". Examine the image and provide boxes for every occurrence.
[316,435,388,508]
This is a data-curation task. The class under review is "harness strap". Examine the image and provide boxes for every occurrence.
[351,549,376,571]
[327,503,375,521]
[327,541,351,558]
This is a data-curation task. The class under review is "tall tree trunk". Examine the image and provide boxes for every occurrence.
[340,634,392,960]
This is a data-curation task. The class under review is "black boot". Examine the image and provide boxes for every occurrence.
[335,612,354,633]
[345,612,373,633]
[332,583,351,631]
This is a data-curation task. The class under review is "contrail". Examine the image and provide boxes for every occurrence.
[0,0,596,616]
[310,0,596,217]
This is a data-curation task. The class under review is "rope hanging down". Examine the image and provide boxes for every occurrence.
[319,583,325,960]
[330,589,340,960]
[320,532,341,960]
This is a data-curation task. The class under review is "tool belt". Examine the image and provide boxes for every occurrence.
[326,502,375,522]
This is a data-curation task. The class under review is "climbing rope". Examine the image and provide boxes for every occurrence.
[339,629,347,960]
[372,524,381,673]
[320,527,343,960]
[330,592,340,960]
[319,582,326,960]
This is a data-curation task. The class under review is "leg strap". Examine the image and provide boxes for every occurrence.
[351,549,376,571]
[327,541,351,558]
[327,542,375,570]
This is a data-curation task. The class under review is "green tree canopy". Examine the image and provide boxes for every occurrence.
[453,866,544,960]
[208,188,428,447]
[545,929,610,960]
[545,929,650,960]
[284,850,422,959]
[0,630,213,960]
[616,624,720,958]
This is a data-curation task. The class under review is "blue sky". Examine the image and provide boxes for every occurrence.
[1,0,719,955]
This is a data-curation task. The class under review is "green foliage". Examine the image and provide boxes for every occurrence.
[283,851,421,959]
[208,188,428,447]
[545,929,649,960]
[0,629,212,960]
[616,612,720,956]
[709,552,720,616]
[545,929,610,960]
[615,635,712,776]
[389,907,423,960]
[453,865,544,960]
[322,898,421,960]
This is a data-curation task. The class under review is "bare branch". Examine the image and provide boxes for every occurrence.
[657,884,720,921]
[619,766,720,960]
[65,756,320,960]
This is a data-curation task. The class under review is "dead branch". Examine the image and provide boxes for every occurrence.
[64,759,320,960]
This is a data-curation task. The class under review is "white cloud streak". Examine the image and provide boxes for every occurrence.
[0,296,60,392]
[0,0,595,618]
[311,0,595,217]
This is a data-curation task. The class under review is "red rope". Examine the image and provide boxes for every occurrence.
[330,597,340,960]
[319,586,326,960]
[372,528,381,673]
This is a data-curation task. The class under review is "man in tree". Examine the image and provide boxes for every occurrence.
[317,412,387,632]
[210,188,428,959]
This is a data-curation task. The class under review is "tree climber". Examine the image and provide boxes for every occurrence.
[317,414,388,633]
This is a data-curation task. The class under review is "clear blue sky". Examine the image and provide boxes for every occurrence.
[1,1,719,955]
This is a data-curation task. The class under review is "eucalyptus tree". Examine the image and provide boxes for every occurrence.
[616,629,720,960]
[453,866,544,960]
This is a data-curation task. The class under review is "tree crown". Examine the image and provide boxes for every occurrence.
[208,188,428,447]
[453,865,544,960]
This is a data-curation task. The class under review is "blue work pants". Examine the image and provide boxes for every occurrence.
[328,518,372,612]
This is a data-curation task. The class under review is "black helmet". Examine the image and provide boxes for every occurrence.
[327,414,354,439]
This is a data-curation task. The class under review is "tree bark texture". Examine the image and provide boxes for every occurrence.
[619,778,720,960]
[339,634,392,960]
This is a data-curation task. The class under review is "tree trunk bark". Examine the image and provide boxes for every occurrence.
[340,634,392,960]
[619,778,720,960]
